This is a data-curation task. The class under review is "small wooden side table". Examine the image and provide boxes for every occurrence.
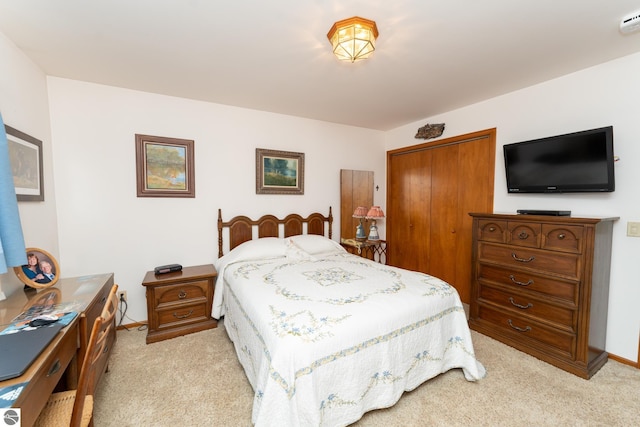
[340,238,387,264]
[141,264,217,344]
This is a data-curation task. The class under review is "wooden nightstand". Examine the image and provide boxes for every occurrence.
[340,238,387,264]
[141,264,217,344]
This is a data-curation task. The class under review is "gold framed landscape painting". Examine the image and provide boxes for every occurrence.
[256,148,304,195]
[135,134,195,198]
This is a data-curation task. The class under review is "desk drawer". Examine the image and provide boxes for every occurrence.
[14,323,78,427]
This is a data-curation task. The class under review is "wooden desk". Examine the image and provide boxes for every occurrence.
[0,273,115,427]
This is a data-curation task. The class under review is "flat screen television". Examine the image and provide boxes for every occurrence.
[504,126,615,193]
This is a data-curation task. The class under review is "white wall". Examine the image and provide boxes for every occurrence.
[0,31,59,295]
[386,52,640,362]
[46,78,386,323]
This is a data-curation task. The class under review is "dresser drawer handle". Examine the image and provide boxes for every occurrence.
[173,310,193,319]
[509,275,533,287]
[488,226,496,232]
[508,319,531,333]
[511,253,535,263]
[47,359,61,377]
[509,297,533,309]
[178,291,187,299]
[558,233,565,240]
[518,231,529,240]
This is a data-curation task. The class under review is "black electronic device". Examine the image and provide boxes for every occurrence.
[517,209,571,216]
[154,264,183,275]
[504,126,615,193]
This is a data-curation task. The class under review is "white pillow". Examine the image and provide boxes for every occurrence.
[214,237,286,271]
[287,234,346,256]
[285,238,317,261]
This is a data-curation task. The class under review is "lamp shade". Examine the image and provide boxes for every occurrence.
[352,206,368,218]
[365,206,385,219]
[327,16,379,62]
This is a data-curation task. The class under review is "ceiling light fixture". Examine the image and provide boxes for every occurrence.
[327,16,379,63]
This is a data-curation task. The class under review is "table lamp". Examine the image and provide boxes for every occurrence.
[366,206,385,240]
[352,206,368,240]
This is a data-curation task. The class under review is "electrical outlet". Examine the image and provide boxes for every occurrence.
[118,291,127,302]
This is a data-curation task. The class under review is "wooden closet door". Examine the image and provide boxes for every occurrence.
[428,144,460,287]
[387,149,432,272]
[386,129,496,304]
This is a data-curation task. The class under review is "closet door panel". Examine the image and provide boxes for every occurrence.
[455,138,495,303]
[428,144,459,287]
[387,149,431,272]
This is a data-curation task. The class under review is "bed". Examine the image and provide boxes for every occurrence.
[213,208,485,427]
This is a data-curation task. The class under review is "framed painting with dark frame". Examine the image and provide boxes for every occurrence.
[5,125,44,201]
[256,148,305,195]
[135,134,195,198]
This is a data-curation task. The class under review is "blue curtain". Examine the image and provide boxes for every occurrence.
[0,112,27,274]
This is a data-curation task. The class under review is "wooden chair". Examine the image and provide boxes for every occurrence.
[34,284,119,427]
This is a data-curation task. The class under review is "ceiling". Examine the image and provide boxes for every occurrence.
[1,1,639,131]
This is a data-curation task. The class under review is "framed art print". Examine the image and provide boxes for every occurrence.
[256,148,304,195]
[135,134,195,198]
[5,125,44,201]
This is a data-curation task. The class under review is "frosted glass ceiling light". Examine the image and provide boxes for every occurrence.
[327,16,379,62]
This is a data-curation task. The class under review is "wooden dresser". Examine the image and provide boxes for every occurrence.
[469,213,617,379]
[0,273,115,427]
[142,264,217,344]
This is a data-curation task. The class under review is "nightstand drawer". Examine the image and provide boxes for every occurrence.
[156,302,209,329]
[156,280,209,308]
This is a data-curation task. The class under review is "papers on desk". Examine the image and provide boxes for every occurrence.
[0,301,81,335]
[0,382,27,408]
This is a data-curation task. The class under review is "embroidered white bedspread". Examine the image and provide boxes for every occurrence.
[216,243,485,426]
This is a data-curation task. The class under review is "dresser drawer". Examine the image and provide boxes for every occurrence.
[477,263,578,303]
[156,280,209,308]
[476,305,575,358]
[156,302,209,329]
[477,219,507,242]
[542,224,584,254]
[478,242,581,280]
[507,221,541,248]
[477,284,576,331]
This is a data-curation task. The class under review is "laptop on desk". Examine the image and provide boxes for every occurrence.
[0,323,65,381]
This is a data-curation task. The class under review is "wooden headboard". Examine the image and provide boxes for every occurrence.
[217,207,333,257]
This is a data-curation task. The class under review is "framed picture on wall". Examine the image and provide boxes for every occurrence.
[5,125,44,201]
[135,134,195,198]
[255,148,304,195]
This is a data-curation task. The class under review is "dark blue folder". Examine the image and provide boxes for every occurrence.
[0,323,65,381]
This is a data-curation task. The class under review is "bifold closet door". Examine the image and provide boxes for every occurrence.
[386,129,495,304]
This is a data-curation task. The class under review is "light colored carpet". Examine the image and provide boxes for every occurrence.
[94,324,640,426]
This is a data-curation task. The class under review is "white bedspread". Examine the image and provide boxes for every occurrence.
[214,237,485,426]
